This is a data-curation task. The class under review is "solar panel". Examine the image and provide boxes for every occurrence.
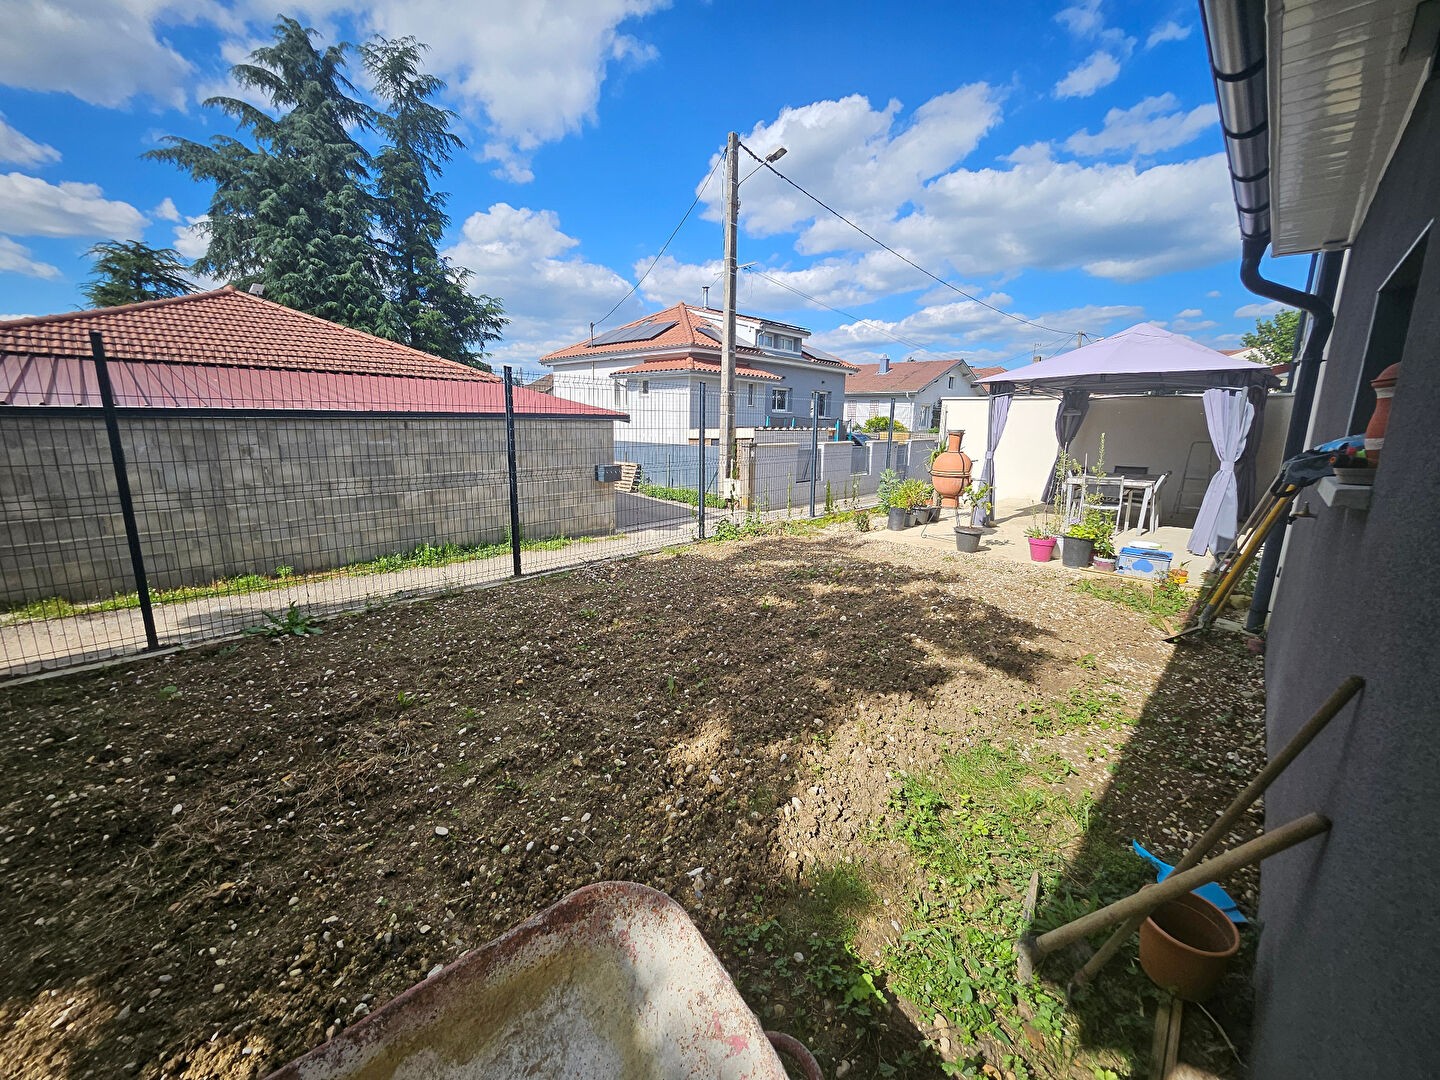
[590,319,678,346]
[696,325,721,342]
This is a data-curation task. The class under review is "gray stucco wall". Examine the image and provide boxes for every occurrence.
[0,410,616,605]
[752,362,848,424]
[1252,78,1440,1078]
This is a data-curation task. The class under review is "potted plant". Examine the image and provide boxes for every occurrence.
[1063,507,1115,569]
[953,482,991,553]
[1024,518,1057,562]
[877,469,907,530]
[1092,520,1117,571]
[895,479,933,526]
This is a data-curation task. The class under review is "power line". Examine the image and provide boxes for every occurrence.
[742,266,942,357]
[593,147,727,329]
[736,139,1080,339]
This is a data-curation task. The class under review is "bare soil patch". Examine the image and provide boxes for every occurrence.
[0,528,1263,1078]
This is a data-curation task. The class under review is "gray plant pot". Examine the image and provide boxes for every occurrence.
[887,508,909,530]
[954,526,982,553]
[1062,535,1094,568]
[908,509,927,527]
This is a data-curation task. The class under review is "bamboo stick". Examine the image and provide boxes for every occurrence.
[1070,677,1362,988]
[1029,813,1329,961]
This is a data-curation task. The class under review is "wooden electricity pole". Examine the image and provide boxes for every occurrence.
[718,131,740,492]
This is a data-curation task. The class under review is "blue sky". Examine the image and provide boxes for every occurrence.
[0,0,1309,372]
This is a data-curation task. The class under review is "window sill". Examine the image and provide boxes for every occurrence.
[1315,475,1372,511]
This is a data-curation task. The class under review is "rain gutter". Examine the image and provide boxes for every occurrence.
[1199,0,1340,632]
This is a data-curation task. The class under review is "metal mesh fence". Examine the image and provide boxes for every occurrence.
[1,356,933,680]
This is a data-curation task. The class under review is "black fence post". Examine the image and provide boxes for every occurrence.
[89,331,159,650]
[696,382,706,540]
[809,391,820,517]
[502,366,523,578]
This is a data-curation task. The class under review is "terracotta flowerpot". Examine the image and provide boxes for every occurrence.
[1139,891,1240,1001]
[1027,537,1056,562]
[1364,363,1400,463]
[929,431,973,508]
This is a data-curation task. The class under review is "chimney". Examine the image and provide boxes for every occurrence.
[878,354,891,374]
[702,285,711,308]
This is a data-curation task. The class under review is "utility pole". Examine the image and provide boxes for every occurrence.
[718,131,740,495]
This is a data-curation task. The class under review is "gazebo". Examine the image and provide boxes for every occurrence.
[975,323,1280,555]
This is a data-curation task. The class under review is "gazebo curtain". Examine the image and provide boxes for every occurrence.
[1234,384,1267,517]
[1188,387,1255,556]
[972,389,1012,526]
[1040,389,1091,505]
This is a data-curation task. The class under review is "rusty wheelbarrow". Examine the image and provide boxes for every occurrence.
[265,881,823,1079]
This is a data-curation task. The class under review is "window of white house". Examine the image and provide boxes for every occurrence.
[947,375,955,389]
[614,382,624,407]
[771,387,791,412]
[815,391,831,417]
[640,380,649,395]
[759,332,799,352]
[747,384,755,407]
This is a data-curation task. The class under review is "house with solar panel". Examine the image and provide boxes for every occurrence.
[538,303,858,455]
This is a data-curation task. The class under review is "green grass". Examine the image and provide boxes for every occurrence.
[881,743,1155,1077]
[638,482,726,508]
[1020,687,1132,735]
[1074,578,1191,629]
[4,533,610,625]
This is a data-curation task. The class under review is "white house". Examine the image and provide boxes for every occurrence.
[843,356,983,431]
[538,303,858,447]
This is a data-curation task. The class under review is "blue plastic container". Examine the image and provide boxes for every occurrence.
[1116,546,1173,581]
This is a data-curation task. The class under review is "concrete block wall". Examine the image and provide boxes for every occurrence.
[0,410,616,605]
[736,431,936,511]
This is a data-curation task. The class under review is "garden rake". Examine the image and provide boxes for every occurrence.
[1164,449,1333,643]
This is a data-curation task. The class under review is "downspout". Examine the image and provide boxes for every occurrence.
[1240,247,1340,632]
[1199,0,1339,633]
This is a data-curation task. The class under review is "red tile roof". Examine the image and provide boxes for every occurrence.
[969,365,1006,380]
[612,356,781,380]
[0,288,622,418]
[0,287,493,380]
[846,358,969,394]
[539,303,857,372]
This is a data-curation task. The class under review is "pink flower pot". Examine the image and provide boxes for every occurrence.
[1027,537,1057,562]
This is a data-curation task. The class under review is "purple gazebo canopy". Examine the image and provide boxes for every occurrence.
[976,323,1280,552]
[978,323,1280,396]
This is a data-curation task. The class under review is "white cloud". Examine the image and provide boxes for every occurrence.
[153,197,182,223]
[811,300,1144,364]
[1056,1,1136,54]
[700,86,1002,239]
[1235,301,1285,318]
[800,148,1236,283]
[290,0,670,182]
[0,236,60,279]
[0,172,147,239]
[172,215,209,260]
[1064,94,1214,156]
[0,114,60,167]
[0,0,197,109]
[1207,289,1222,298]
[1054,51,1122,99]
[1147,21,1192,48]
[1176,308,1203,318]
[443,202,635,363]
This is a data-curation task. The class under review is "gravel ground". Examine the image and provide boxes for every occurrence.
[0,526,1264,1079]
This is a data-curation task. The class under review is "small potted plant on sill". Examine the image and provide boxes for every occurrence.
[953,482,992,553]
[1024,517,1056,562]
